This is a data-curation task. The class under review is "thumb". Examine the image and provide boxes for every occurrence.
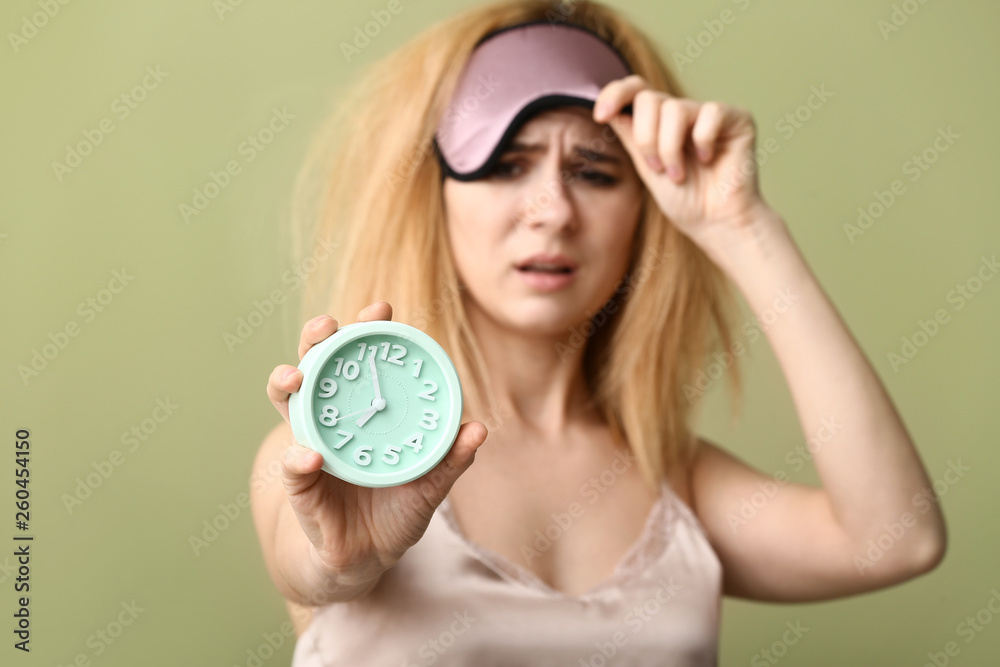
[280,442,326,496]
[412,421,488,508]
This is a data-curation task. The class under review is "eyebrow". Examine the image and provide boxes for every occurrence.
[503,141,622,164]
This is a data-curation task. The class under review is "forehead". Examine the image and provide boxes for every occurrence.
[510,105,608,142]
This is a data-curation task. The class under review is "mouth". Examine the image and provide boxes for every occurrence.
[514,254,579,275]
[516,264,575,275]
[514,254,578,291]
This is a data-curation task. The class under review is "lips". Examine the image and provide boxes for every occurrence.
[514,253,578,292]
[514,253,578,275]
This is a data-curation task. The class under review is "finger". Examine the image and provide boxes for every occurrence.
[657,98,700,183]
[413,421,488,507]
[605,113,641,174]
[690,101,727,165]
[357,301,393,322]
[267,364,303,423]
[280,442,326,496]
[593,74,648,123]
[298,315,339,361]
[633,90,666,173]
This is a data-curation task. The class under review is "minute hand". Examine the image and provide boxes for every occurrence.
[368,356,383,403]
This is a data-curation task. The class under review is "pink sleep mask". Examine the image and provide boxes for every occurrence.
[433,21,633,181]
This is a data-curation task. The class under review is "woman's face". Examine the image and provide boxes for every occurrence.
[443,106,644,338]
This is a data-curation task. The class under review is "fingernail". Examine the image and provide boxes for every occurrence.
[594,101,611,120]
[697,148,711,162]
[667,164,683,182]
[282,368,299,381]
[645,155,664,172]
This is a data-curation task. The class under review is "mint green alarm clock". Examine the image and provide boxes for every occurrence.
[288,320,463,487]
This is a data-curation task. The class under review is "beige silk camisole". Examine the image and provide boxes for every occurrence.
[291,478,722,666]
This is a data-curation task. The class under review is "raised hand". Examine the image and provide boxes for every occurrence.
[593,74,776,243]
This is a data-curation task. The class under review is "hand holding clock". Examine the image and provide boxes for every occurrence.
[265,301,488,601]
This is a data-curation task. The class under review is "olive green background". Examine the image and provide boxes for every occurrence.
[1,0,997,665]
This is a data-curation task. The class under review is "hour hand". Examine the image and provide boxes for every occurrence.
[355,405,378,427]
[331,407,371,424]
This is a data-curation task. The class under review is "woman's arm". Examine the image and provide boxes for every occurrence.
[593,77,946,601]
[690,208,947,601]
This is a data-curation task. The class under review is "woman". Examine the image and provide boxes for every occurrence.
[251,1,946,664]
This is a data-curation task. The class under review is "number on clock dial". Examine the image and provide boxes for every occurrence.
[346,434,428,466]
[356,342,406,366]
[316,338,445,468]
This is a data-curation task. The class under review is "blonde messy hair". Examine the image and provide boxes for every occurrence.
[289,0,742,490]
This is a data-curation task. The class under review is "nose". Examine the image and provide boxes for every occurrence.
[515,161,577,234]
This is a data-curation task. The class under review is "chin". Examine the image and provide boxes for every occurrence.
[499,298,595,338]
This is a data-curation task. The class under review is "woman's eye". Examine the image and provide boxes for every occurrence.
[488,161,615,186]
[490,161,522,178]
[578,170,617,186]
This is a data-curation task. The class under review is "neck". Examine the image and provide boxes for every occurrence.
[464,299,596,438]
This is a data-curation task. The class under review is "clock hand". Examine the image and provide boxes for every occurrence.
[355,405,378,427]
[368,356,385,407]
[337,357,388,429]
[331,406,373,424]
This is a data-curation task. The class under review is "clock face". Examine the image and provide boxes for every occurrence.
[289,321,463,487]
